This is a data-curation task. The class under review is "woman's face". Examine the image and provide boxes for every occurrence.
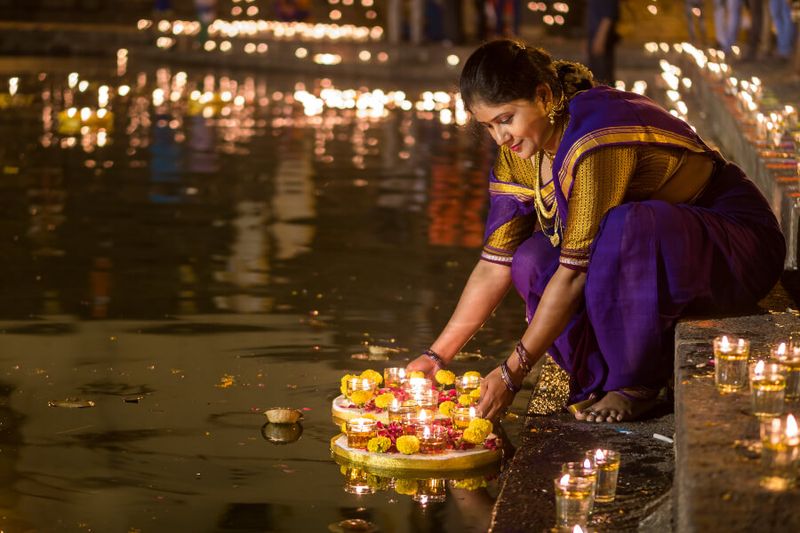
[471,86,554,160]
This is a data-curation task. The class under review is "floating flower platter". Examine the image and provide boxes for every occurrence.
[330,433,502,473]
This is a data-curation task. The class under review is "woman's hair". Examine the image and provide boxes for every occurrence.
[459,39,595,112]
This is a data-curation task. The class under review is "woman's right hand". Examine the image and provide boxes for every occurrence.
[405,354,439,380]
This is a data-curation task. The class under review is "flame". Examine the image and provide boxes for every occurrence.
[573,526,584,533]
[777,342,787,356]
[595,449,606,462]
[559,474,570,486]
[720,335,730,351]
[754,360,766,376]
[423,426,431,439]
[787,414,798,438]
[469,406,476,418]
[583,458,592,469]
[419,410,428,422]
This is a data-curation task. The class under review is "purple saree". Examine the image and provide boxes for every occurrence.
[491,86,785,403]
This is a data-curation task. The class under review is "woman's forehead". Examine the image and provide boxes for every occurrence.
[471,100,531,121]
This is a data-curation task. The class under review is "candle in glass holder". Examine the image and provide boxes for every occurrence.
[401,407,435,434]
[404,377,433,394]
[455,374,481,396]
[388,398,418,423]
[412,477,447,504]
[345,377,377,407]
[584,449,620,503]
[383,367,407,388]
[713,335,750,392]
[760,414,800,491]
[411,389,438,410]
[749,361,786,418]
[553,474,594,527]
[773,342,800,401]
[452,406,477,429]
[345,417,377,449]
[416,424,448,454]
[561,458,598,513]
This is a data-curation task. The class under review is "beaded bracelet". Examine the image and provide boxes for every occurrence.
[515,341,534,375]
[423,348,446,368]
[500,360,522,393]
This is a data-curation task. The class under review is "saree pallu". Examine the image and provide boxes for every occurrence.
[509,161,785,403]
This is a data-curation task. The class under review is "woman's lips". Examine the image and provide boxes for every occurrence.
[510,141,522,152]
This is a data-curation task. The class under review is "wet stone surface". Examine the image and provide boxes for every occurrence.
[491,408,675,532]
[675,312,800,532]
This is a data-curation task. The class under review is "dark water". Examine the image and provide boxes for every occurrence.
[0,57,534,532]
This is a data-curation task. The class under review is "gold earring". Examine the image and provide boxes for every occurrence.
[547,105,557,125]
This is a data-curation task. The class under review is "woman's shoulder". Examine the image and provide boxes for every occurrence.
[494,145,536,184]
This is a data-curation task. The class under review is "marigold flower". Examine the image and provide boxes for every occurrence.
[435,369,456,386]
[408,370,425,379]
[396,435,420,455]
[367,436,392,453]
[462,427,487,444]
[360,369,383,386]
[438,400,456,417]
[340,373,355,395]
[349,390,373,406]
[467,417,493,436]
[457,394,473,406]
[394,478,418,495]
[374,392,395,409]
[469,388,481,401]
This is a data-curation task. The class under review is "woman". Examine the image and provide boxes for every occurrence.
[407,39,785,423]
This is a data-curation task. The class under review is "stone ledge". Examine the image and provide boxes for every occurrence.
[674,312,800,533]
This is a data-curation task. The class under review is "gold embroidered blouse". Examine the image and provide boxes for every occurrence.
[482,143,714,270]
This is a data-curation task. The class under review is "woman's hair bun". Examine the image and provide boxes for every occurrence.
[553,60,595,98]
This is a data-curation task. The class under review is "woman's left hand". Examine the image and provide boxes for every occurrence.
[476,366,516,422]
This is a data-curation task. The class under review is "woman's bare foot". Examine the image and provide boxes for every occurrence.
[575,389,660,423]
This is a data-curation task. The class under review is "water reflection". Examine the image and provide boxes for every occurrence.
[0,58,514,532]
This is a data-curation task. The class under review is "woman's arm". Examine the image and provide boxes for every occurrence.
[407,259,513,377]
[477,264,586,420]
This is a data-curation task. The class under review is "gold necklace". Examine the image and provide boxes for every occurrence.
[532,151,561,246]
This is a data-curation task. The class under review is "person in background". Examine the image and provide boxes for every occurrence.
[406,39,785,423]
[494,0,522,37]
[713,0,743,53]
[586,0,620,85]
[685,0,709,46]
[742,0,765,61]
[770,0,797,62]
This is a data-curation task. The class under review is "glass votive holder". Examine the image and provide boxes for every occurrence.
[383,367,407,388]
[773,342,800,401]
[455,374,481,396]
[713,335,750,393]
[403,377,433,394]
[411,389,438,410]
[553,474,594,527]
[401,408,436,435]
[412,477,447,504]
[345,377,377,406]
[416,424,448,454]
[584,449,620,503]
[561,459,598,512]
[750,362,786,418]
[388,398,418,423]
[452,406,477,430]
[759,414,800,491]
[345,417,377,449]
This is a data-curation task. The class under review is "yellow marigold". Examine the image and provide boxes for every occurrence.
[349,390,373,406]
[464,371,482,379]
[435,369,456,386]
[394,478,418,495]
[340,373,355,395]
[374,392,395,410]
[396,435,420,455]
[451,477,488,491]
[438,400,456,417]
[408,370,425,379]
[462,427,487,445]
[457,393,473,406]
[469,388,481,401]
[367,436,392,453]
[468,417,493,436]
[360,369,383,386]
